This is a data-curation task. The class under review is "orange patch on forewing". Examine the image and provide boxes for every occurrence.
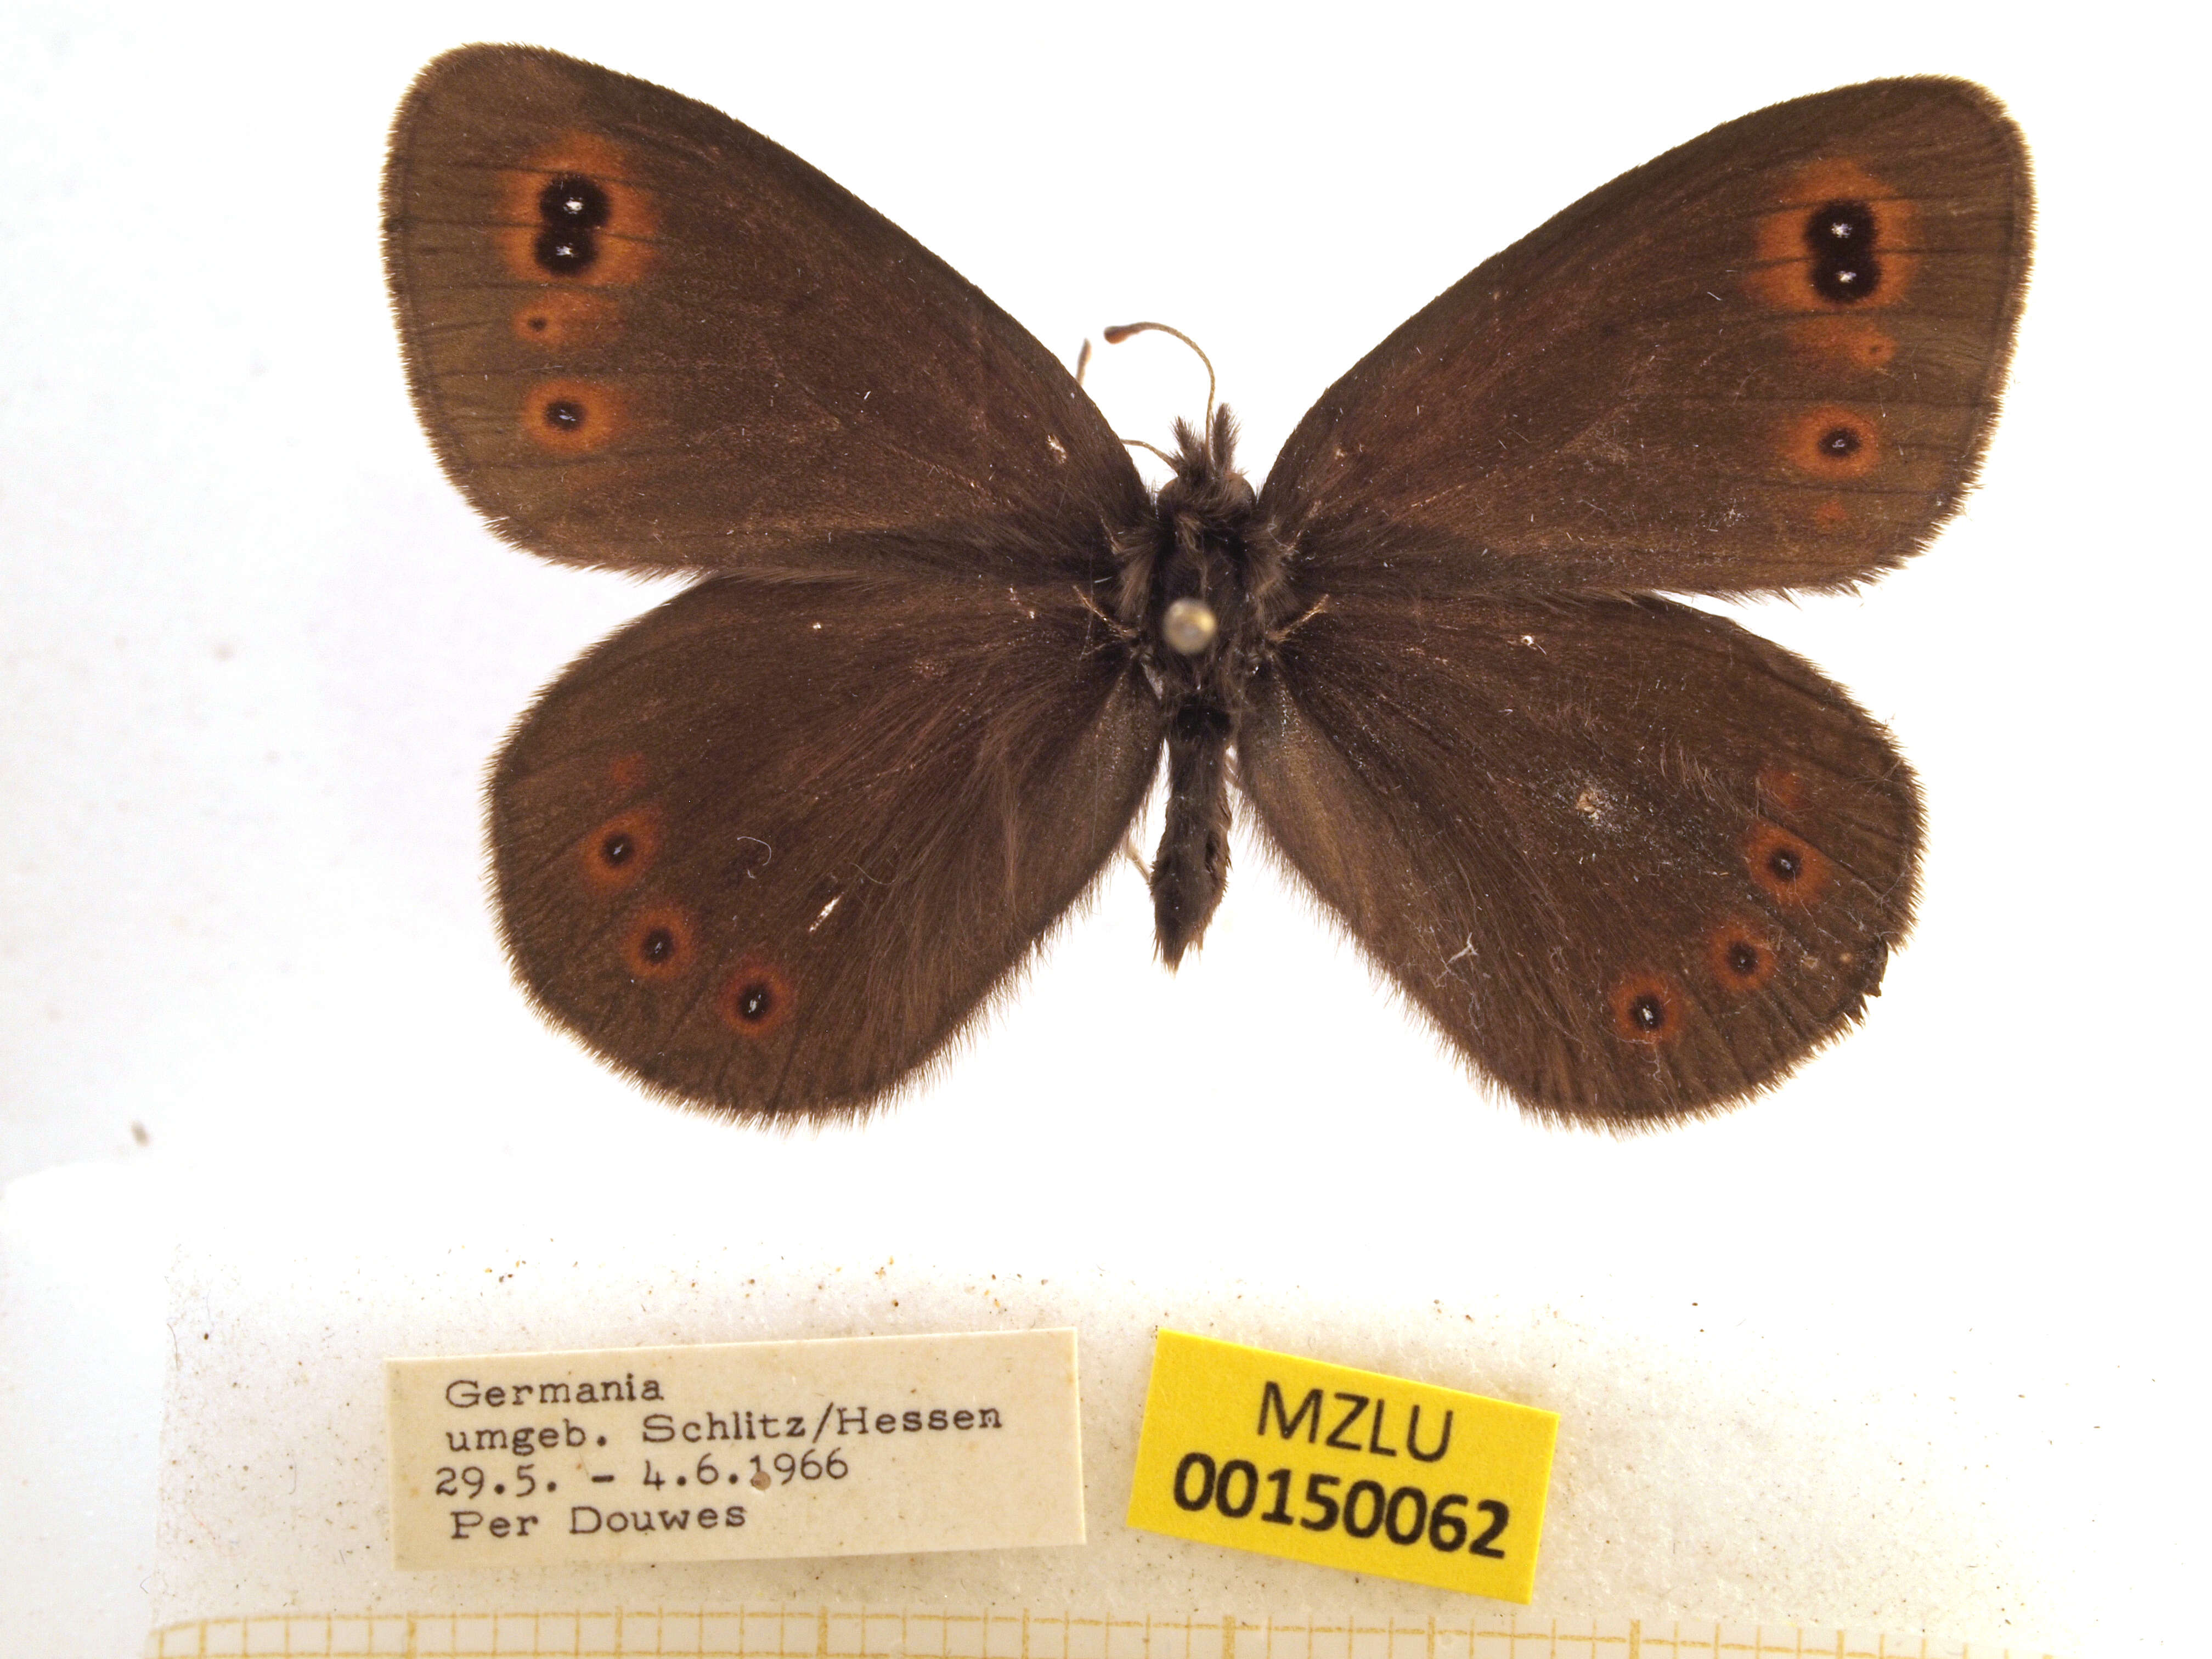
[1784,405,1883,479]
[1757,765,1807,815]
[493,132,658,286]
[523,379,624,455]
[511,289,619,348]
[608,752,648,792]
[1744,819,1832,906]
[1786,315,1897,369]
[720,958,794,1039]
[580,807,661,894]
[1745,158,1921,313]
[1706,921,1779,994]
[621,906,696,981]
[1610,973,1684,1046]
[1814,498,1851,531]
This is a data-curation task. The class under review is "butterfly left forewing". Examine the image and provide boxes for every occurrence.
[1261,78,2030,597]
[385,45,1145,578]
[1238,594,1919,1125]
[492,568,1160,1119]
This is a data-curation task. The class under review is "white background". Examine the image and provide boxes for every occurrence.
[2,1,2204,1655]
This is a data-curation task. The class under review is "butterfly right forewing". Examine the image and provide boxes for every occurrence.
[1261,78,2030,598]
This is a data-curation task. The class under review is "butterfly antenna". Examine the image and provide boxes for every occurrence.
[1102,320,1217,431]
[1124,436,1177,467]
[1075,337,1093,387]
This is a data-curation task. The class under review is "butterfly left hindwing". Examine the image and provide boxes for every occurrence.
[492,571,1160,1119]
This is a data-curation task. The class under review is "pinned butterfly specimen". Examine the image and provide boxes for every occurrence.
[382,48,2030,1127]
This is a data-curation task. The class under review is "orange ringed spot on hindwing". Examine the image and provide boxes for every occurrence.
[494,132,658,286]
[1610,973,1682,1045]
[1785,405,1882,479]
[580,808,660,894]
[622,906,696,981]
[1707,921,1779,994]
[1744,820,1831,905]
[720,960,794,1039]
[524,379,623,454]
[607,752,648,792]
[1745,159,1920,314]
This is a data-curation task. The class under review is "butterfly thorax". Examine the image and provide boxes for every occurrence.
[1111,405,1294,966]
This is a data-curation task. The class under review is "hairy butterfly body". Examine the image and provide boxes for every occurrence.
[383,48,2030,1126]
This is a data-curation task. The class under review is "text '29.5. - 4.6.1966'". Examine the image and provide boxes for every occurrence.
[386,1329,1084,1568]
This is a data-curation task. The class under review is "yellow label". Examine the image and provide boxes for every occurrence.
[1126,1331,1558,1602]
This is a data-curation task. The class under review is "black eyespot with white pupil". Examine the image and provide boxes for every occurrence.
[1820,425,1862,458]
[640,927,674,964]
[545,399,585,431]
[600,830,634,865]
[534,229,596,275]
[1728,941,1761,977]
[533,174,609,276]
[1769,847,1803,882]
[1629,994,1666,1032]
[735,981,775,1022]
[1804,199,1881,304]
[539,175,611,228]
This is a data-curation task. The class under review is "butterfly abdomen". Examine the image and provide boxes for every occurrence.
[1120,407,1298,963]
[1152,703,1234,964]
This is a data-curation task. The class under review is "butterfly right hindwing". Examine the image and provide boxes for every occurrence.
[1238,592,1920,1125]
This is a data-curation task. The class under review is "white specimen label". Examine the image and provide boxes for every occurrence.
[386,1329,1083,1568]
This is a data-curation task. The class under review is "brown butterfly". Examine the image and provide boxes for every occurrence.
[382,47,2030,1128]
